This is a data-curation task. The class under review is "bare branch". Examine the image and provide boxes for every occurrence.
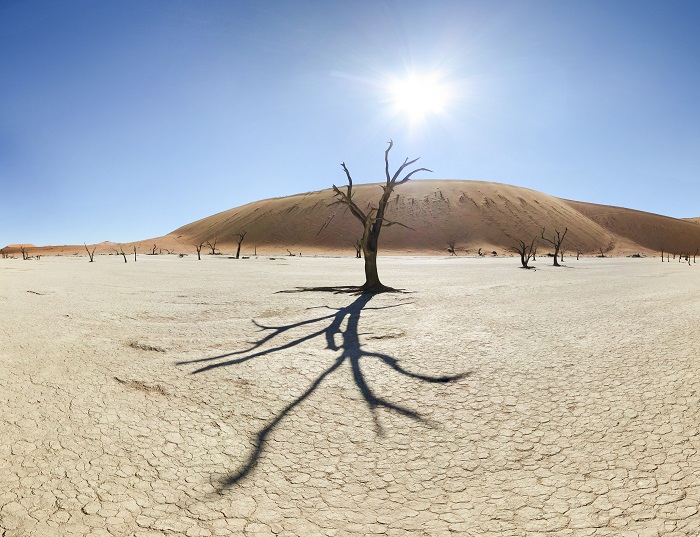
[382,219,415,231]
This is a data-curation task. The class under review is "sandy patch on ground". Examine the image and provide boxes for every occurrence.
[1,255,700,536]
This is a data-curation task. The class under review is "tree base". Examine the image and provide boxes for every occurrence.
[279,284,406,295]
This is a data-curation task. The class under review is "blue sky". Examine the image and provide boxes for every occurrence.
[2,0,699,246]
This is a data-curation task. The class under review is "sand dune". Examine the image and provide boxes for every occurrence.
[165,180,700,256]
[7,180,700,257]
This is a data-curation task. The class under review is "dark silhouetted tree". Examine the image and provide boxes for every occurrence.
[332,140,430,292]
[84,243,96,262]
[510,237,537,269]
[234,231,247,259]
[112,245,127,263]
[195,242,204,260]
[206,239,219,255]
[354,238,362,259]
[541,228,568,267]
[447,239,457,256]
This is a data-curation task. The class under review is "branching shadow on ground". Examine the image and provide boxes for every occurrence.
[177,293,469,490]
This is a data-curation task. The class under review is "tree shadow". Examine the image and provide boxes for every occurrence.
[176,294,469,490]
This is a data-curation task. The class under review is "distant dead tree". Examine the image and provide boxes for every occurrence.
[205,239,219,255]
[20,245,29,260]
[332,140,430,292]
[84,243,96,262]
[531,245,537,261]
[478,247,484,257]
[576,249,582,260]
[151,244,158,255]
[0,248,7,259]
[510,237,537,269]
[560,246,567,262]
[286,249,296,257]
[195,241,204,260]
[113,245,128,263]
[133,244,137,262]
[234,231,247,259]
[660,248,664,262]
[540,227,568,267]
[354,238,362,259]
[597,247,606,258]
[447,239,457,256]
[694,249,698,263]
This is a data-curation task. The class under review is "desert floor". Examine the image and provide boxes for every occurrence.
[1,254,699,537]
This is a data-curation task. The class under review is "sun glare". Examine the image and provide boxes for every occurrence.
[387,72,452,123]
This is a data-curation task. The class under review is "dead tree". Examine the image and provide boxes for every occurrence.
[332,140,430,292]
[694,249,698,263]
[205,239,219,255]
[286,249,296,256]
[234,231,247,259]
[133,244,137,262]
[560,246,567,263]
[20,245,29,260]
[84,243,96,262]
[510,237,537,269]
[447,239,457,256]
[661,249,664,262]
[540,227,568,267]
[195,242,204,260]
[576,249,582,261]
[598,248,606,258]
[354,238,362,258]
[151,244,158,255]
[531,245,537,261]
[113,245,127,263]
[0,249,6,259]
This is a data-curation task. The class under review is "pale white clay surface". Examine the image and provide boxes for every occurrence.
[1,255,699,536]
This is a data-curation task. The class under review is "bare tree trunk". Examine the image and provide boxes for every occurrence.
[541,228,567,267]
[331,140,430,293]
[362,242,381,289]
[661,249,664,262]
[113,246,127,263]
[354,238,362,258]
[84,243,96,262]
[234,231,247,259]
[206,239,219,255]
[133,245,137,262]
[447,239,456,256]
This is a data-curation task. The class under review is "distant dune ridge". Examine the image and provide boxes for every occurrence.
[6,180,700,257]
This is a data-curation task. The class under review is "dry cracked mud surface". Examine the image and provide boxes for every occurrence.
[1,255,700,536]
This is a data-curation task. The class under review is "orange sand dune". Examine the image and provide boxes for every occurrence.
[8,180,700,257]
[164,180,700,256]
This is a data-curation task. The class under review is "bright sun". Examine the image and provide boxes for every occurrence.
[387,72,452,122]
